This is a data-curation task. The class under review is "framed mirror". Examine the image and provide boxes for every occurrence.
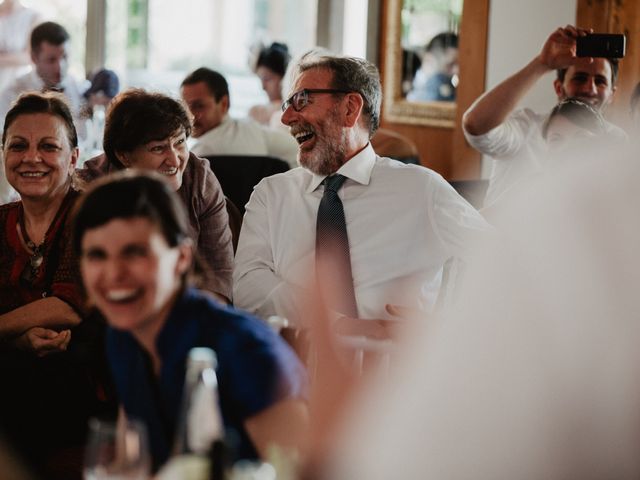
[383,0,462,127]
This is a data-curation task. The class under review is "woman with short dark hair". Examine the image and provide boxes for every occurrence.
[73,171,308,472]
[249,42,291,126]
[77,88,234,302]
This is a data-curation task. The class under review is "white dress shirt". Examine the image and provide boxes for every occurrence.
[0,70,87,133]
[189,114,298,168]
[233,143,490,325]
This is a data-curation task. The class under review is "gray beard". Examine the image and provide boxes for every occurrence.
[299,129,348,176]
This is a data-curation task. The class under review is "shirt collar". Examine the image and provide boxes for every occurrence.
[29,69,70,92]
[306,142,376,193]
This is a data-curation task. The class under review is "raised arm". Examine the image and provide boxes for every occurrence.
[463,25,590,136]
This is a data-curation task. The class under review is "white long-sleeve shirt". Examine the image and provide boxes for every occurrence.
[189,114,298,168]
[233,143,489,325]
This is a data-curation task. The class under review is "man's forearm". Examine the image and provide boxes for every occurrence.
[463,56,551,136]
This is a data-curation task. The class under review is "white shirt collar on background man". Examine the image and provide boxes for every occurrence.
[0,69,87,132]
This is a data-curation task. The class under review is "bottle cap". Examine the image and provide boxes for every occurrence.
[187,347,218,369]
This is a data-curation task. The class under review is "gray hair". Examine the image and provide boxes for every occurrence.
[293,53,382,137]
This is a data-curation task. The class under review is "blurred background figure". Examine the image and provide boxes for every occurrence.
[401,48,422,97]
[80,68,120,162]
[248,42,291,127]
[407,32,459,102]
[83,68,120,110]
[0,0,41,92]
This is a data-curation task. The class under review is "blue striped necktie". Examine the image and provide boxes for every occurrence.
[316,174,358,317]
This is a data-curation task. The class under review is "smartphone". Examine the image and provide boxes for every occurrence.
[576,33,625,58]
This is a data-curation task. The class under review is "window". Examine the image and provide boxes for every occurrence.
[105,0,318,117]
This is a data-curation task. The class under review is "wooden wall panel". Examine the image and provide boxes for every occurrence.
[451,0,490,179]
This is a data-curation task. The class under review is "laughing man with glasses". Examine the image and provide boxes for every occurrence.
[233,52,489,336]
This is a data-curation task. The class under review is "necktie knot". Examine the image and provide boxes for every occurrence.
[323,174,347,194]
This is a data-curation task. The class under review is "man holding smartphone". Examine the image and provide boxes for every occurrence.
[462,25,625,209]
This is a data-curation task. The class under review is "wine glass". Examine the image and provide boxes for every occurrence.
[84,417,151,480]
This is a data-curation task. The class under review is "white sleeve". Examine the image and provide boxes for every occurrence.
[233,182,309,323]
[463,109,541,160]
[427,174,492,261]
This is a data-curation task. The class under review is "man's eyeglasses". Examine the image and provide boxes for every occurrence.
[281,88,352,112]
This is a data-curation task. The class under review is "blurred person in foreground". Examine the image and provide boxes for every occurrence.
[72,172,308,472]
[629,81,640,133]
[302,142,640,480]
[76,88,234,302]
[0,92,108,480]
[233,52,489,335]
[463,25,625,210]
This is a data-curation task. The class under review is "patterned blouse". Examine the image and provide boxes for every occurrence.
[0,189,84,315]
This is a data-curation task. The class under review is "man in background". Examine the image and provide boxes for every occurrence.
[462,25,624,208]
[180,67,298,167]
[0,21,87,132]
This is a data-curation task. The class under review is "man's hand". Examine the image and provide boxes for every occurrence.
[13,327,71,357]
[538,25,592,70]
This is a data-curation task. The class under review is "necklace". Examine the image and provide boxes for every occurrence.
[18,213,46,285]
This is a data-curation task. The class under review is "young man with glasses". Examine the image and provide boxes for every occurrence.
[233,53,489,335]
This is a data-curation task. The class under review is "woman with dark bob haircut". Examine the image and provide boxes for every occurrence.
[77,88,233,302]
[0,92,109,479]
[72,171,308,472]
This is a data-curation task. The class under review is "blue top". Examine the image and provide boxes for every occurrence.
[106,287,307,468]
[407,72,456,102]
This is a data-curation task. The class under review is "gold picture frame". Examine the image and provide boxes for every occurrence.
[382,0,457,128]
